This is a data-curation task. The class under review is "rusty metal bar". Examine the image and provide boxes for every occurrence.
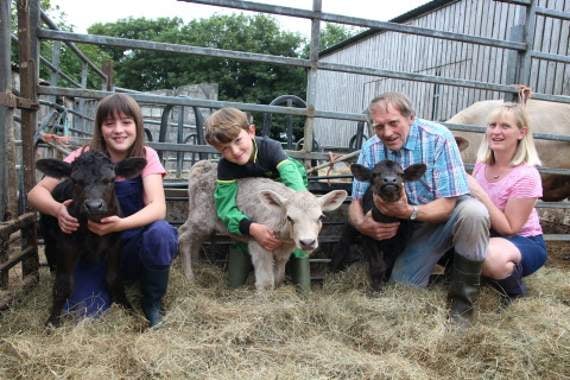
[0,92,39,110]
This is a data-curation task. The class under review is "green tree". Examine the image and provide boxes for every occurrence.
[88,14,307,105]
[302,22,361,58]
[9,0,110,89]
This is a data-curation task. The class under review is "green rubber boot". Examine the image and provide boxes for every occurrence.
[448,253,483,328]
[289,250,311,295]
[141,266,170,328]
[227,243,252,289]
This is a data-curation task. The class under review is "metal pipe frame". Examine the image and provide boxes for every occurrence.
[38,29,309,67]
[39,10,107,80]
[182,0,527,50]
[11,34,82,87]
[36,29,570,105]
[535,6,570,21]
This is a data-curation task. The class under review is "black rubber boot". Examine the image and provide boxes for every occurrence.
[289,251,311,295]
[227,244,252,289]
[447,253,483,328]
[494,262,527,306]
[142,266,169,328]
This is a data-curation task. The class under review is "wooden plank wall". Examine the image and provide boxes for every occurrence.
[314,0,569,148]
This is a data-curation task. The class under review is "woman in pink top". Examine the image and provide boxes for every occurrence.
[28,94,177,326]
[467,102,547,304]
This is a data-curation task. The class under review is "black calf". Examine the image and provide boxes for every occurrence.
[330,160,426,291]
[36,151,146,327]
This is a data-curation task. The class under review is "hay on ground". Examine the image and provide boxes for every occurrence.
[0,260,568,379]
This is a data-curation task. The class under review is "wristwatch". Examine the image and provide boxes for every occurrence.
[409,205,418,221]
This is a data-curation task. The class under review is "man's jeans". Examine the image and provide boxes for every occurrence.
[390,196,490,287]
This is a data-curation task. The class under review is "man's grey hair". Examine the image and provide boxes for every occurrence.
[368,92,416,122]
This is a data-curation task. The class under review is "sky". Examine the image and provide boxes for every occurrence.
[48,0,430,37]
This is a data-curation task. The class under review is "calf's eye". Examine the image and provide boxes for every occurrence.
[287,216,294,224]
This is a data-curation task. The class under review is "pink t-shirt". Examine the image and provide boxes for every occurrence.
[64,146,166,178]
[473,162,542,237]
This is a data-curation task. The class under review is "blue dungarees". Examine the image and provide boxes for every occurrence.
[65,177,178,317]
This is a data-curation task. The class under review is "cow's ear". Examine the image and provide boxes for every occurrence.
[258,190,286,210]
[403,164,427,181]
[350,164,371,182]
[319,190,347,212]
[115,158,147,179]
[36,159,72,178]
[454,136,469,152]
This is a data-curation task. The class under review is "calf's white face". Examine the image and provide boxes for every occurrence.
[258,190,347,252]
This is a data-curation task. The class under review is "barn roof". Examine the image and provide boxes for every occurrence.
[319,0,457,57]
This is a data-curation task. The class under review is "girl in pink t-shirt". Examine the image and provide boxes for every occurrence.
[467,102,547,304]
[28,94,177,327]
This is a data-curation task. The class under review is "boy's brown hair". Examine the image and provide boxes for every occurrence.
[205,107,251,146]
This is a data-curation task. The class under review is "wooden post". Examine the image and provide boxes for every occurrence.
[0,0,12,222]
[17,0,40,282]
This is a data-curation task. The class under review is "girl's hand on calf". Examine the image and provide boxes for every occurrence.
[250,222,282,252]
[88,216,122,236]
[57,199,79,234]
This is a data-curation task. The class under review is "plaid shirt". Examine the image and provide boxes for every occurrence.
[352,118,469,205]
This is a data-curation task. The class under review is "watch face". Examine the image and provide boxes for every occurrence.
[410,206,417,220]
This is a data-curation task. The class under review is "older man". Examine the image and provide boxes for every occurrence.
[348,92,490,327]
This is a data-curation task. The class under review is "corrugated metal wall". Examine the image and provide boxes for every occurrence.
[314,0,570,148]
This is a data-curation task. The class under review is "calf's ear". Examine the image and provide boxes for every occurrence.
[258,190,287,210]
[454,136,469,152]
[403,164,427,181]
[36,159,72,178]
[115,158,147,179]
[350,164,371,182]
[319,190,347,212]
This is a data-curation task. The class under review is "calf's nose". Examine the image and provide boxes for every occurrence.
[383,175,398,184]
[85,199,104,212]
[300,239,317,251]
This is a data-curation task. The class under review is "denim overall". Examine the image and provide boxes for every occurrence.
[65,176,178,318]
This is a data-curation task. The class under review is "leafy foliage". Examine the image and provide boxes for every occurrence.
[88,14,307,105]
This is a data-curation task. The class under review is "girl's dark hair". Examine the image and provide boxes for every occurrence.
[90,93,146,158]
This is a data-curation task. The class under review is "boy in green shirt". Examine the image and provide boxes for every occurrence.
[205,107,311,292]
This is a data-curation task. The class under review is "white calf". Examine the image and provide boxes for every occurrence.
[178,160,347,290]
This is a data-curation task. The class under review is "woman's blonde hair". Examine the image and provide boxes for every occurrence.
[205,107,250,146]
[90,93,146,158]
[476,102,542,166]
